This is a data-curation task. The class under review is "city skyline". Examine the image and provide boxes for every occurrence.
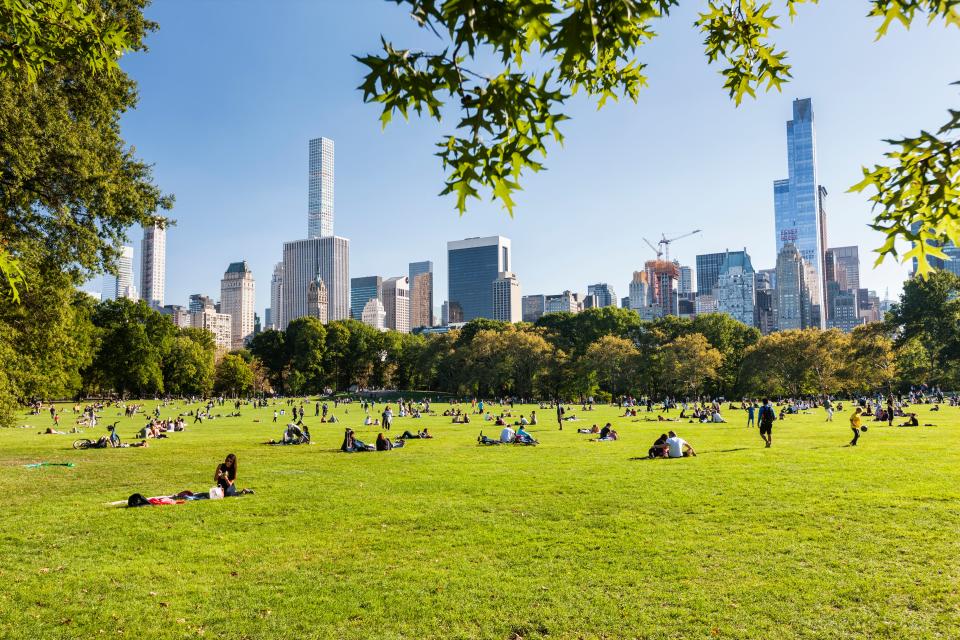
[94,1,960,319]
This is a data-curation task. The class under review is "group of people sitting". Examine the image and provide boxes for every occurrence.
[476,425,539,445]
[266,422,311,445]
[340,428,408,452]
[137,417,186,439]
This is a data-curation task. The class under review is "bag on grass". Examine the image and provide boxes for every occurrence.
[209,487,224,500]
[128,493,151,508]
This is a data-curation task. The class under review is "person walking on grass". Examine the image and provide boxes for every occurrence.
[556,402,564,431]
[824,396,834,422]
[849,406,865,446]
[758,398,776,448]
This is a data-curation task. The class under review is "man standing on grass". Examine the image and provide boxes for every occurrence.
[746,402,756,428]
[758,398,776,448]
[556,402,563,431]
[824,396,834,422]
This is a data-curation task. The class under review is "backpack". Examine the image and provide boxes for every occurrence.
[759,405,775,427]
[127,493,151,508]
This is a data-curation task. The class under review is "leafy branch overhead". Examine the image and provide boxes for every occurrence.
[359,0,960,272]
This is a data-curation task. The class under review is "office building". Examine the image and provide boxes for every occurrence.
[220,261,256,350]
[522,294,546,323]
[714,250,756,327]
[103,245,137,301]
[307,137,334,238]
[774,98,827,326]
[191,308,232,351]
[440,301,450,326]
[492,272,522,323]
[409,261,434,329]
[447,236,511,322]
[754,271,777,334]
[545,290,581,314]
[269,262,284,331]
[361,298,386,331]
[775,243,814,331]
[264,308,273,330]
[621,296,631,310]
[282,236,349,328]
[695,252,727,297]
[696,294,718,315]
[307,273,328,324]
[586,283,617,308]
[189,294,215,313]
[382,276,410,333]
[628,271,650,311]
[351,276,383,322]
[826,282,862,332]
[825,246,860,292]
[160,304,191,328]
[678,265,694,296]
[140,222,165,309]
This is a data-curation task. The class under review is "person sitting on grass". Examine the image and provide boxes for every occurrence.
[375,433,393,451]
[516,425,536,444]
[648,433,669,458]
[664,431,697,458]
[593,427,618,441]
[530,411,538,425]
[341,429,373,452]
[282,422,309,444]
[500,424,516,443]
[898,413,920,427]
[213,454,253,496]
[598,423,613,439]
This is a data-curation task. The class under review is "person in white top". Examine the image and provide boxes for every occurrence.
[500,426,516,443]
[665,431,697,458]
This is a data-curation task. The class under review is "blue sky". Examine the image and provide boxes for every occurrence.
[107,0,960,316]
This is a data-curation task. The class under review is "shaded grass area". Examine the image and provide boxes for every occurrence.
[1,401,959,639]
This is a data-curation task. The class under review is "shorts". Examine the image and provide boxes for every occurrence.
[759,423,772,436]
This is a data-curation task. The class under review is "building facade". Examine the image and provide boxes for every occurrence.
[695,252,727,297]
[409,261,434,329]
[307,137,334,238]
[382,276,410,333]
[447,236,511,322]
[191,308,232,351]
[282,236,350,328]
[307,274,328,324]
[492,272,522,322]
[140,223,165,309]
[160,304,191,328]
[586,283,617,308]
[774,98,827,327]
[754,270,777,334]
[545,290,581,314]
[775,243,813,331]
[714,250,756,327]
[521,294,546,323]
[220,261,256,350]
[268,262,284,330]
[678,265,694,296]
[103,245,137,301]
[361,298,386,331]
[628,271,650,311]
[350,276,382,322]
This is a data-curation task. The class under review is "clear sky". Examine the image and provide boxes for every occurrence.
[107,0,960,317]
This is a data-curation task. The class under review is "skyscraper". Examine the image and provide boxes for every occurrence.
[220,261,256,350]
[774,98,827,327]
[775,243,814,331]
[350,276,382,321]
[586,283,617,308]
[382,276,410,333]
[307,137,334,238]
[714,250,756,327]
[754,271,777,334]
[628,271,650,311]
[361,298,386,331]
[269,262,284,331]
[282,236,349,328]
[105,245,137,301]
[695,252,727,297]
[678,265,693,297]
[492,272,522,322]
[409,261,434,329]
[447,236,511,322]
[825,246,861,292]
[307,273,328,324]
[140,222,165,309]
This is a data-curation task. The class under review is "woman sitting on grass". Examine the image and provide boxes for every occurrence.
[213,454,253,496]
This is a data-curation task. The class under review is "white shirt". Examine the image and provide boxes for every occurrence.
[500,427,516,443]
[666,436,687,458]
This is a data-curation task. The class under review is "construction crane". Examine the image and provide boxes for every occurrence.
[657,229,701,262]
[642,237,663,260]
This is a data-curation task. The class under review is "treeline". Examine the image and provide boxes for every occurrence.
[1,271,957,428]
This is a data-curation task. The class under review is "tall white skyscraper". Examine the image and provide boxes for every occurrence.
[220,261,256,350]
[282,236,350,328]
[140,222,166,309]
[382,276,410,333]
[269,262,284,330]
[307,137,334,238]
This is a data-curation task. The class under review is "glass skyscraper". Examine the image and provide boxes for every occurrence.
[350,276,382,322]
[774,98,827,328]
[447,236,511,322]
[307,137,334,239]
[409,260,434,329]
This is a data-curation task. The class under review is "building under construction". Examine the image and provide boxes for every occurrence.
[643,259,680,318]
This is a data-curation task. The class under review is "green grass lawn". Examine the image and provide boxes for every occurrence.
[1,399,958,639]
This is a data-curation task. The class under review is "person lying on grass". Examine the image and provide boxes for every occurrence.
[477,431,501,445]
[213,454,253,496]
[577,424,601,434]
[399,429,432,439]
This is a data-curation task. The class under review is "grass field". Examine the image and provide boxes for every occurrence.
[1,398,959,639]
